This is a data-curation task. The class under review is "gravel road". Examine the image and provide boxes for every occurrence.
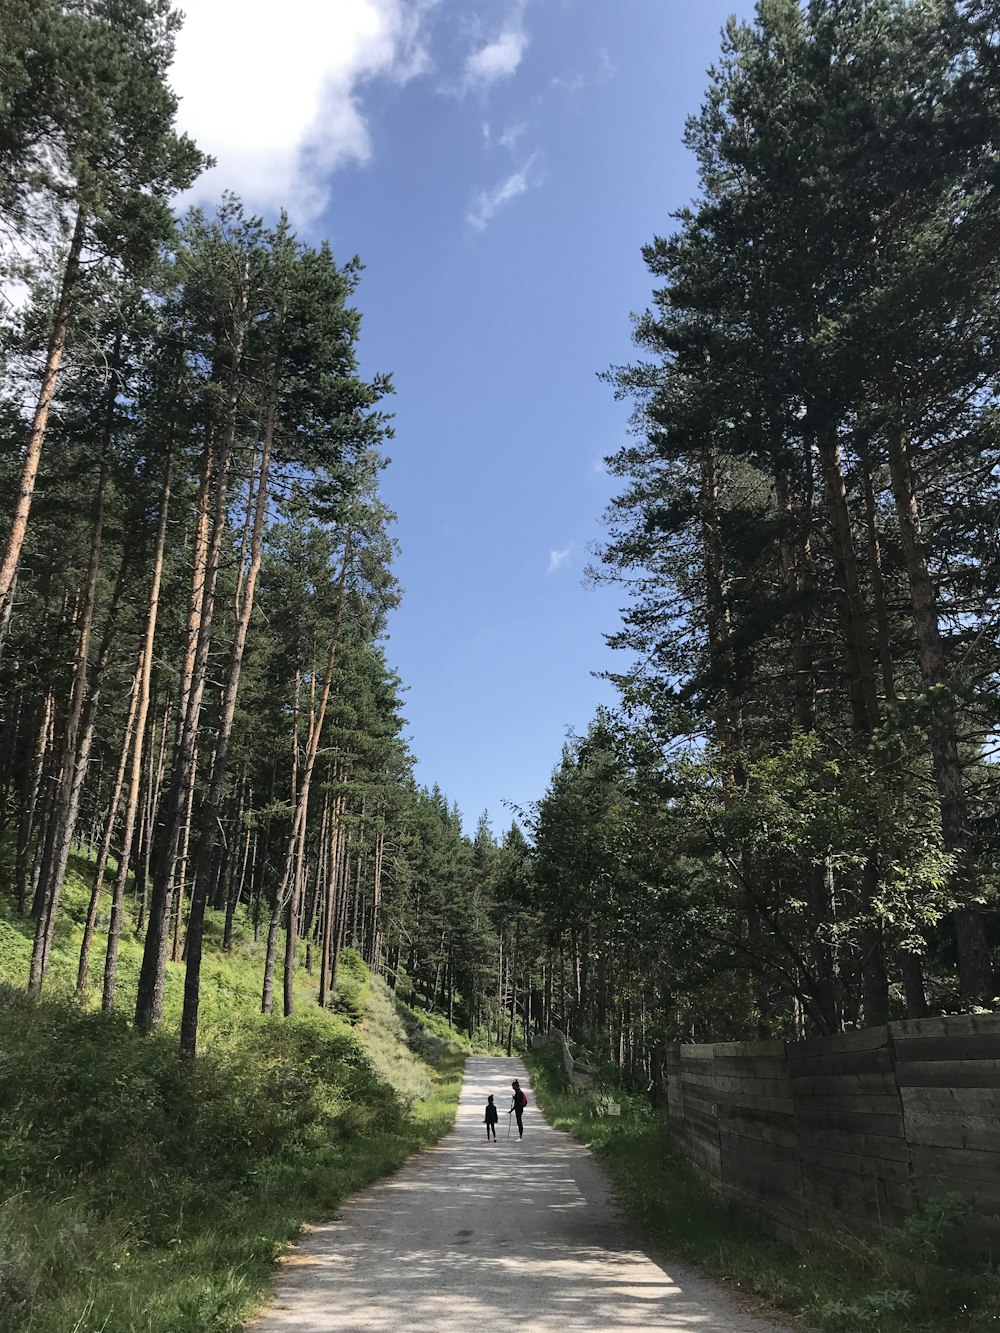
[249,1054,791,1332]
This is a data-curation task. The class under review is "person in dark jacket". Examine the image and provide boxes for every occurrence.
[510,1079,526,1139]
[484,1094,499,1141]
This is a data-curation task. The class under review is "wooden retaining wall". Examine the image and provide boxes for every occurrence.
[664,1013,1000,1255]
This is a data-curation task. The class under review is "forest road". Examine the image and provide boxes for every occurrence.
[249,1054,790,1333]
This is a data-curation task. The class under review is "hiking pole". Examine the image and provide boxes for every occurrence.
[507,1110,512,1140]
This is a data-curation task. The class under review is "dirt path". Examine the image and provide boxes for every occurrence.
[250,1055,790,1332]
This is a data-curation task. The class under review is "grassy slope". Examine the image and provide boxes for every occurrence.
[526,1048,1000,1333]
[0,849,466,1333]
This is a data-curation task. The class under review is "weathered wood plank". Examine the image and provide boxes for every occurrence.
[895,1060,1000,1089]
[794,1126,912,1162]
[791,1072,898,1096]
[795,1108,904,1137]
[798,1144,913,1184]
[791,1092,903,1115]
[790,1027,890,1058]
[903,1113,1000,1153]
[901,1087,1000,1118]
[787,1048,895,1077]
[893,1035,1000,1063]
[889,1014,1000,1043]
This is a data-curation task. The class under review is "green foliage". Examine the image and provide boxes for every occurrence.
[0,867,464,1333]
[815,1288,916,1333]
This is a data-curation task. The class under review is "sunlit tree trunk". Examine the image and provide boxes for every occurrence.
[103,449,172,1009]
[0,208,86,650]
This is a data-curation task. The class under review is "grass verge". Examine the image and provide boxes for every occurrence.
[525,1047,1000,1333]
[0,852,466,1333]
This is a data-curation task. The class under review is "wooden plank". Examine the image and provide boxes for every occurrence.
[707,1039,789,1059]
[803,1177,909,1228]
[890,1014,1000,1043]
[896,1060,1000,1089]
[903,1113,1000,1153]
[679,1045,717,1061]
[804,1159,914,1209]
[901,1087,1000,1118]
[795,1108,904,1137]
[892,1035,1000,1063]
[795,1126,912,1162]
[718,1114,799,1149]
[720,1136,800,1169]
[680,1072,791,1100]
[908,1144,1000,1177]
[798,1144,913,1184]
[790,1027,889,1058]
[801,1201,898,1241]
[791,1071,898,1096]
[787,1047,894,1077]
[721,1183,805,1236]
[791,1092,903,1115]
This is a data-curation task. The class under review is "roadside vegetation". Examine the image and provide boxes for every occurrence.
[526,1048,1000,1333]
[0,858,465,1333]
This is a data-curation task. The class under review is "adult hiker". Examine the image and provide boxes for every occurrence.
[510,1079,527,1139]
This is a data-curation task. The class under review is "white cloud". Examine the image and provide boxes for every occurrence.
[499,122,527,153]
[596,46,617,85]
[467,151,539,230]
[169,0,435,221]
[462,6,528,94]
[552,46,617,97]
[547,547,571,575]
[551,71,585,94]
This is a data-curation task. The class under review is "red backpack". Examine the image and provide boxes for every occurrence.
[519,1090,528,1109]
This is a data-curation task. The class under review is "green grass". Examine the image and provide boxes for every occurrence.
[0,849,466,1333]
[526,1048,1000,1333]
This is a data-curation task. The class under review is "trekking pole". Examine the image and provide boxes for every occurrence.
[507,1110,512,1140]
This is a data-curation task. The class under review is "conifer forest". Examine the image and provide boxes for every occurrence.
[2,0,1000,1070]
[1,1,1000,1328]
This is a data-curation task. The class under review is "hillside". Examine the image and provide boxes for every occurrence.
[0,852,465,1333]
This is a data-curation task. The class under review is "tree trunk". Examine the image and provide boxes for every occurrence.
[182,337,282,1051]
[885,420,991,1003]
[102,449,172,1008]
[29,441,110,992]
[817,427,880,734]
[77,656,141,993]
[282,785,310,1018]
[171,744,197,963]
[0,207,86,649]
[261,539,351,1015]
[136,288,247,1033]
[319,793,343,1007]
[16,692,53,913]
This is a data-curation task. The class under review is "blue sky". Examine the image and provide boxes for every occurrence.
[171,0,758,835]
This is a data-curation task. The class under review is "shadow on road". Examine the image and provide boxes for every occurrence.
[252,1055,784,1332]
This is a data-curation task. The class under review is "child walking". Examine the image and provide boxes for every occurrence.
[484,1094,499,1141]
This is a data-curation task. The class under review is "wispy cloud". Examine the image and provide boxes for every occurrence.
[462,4,528,94]
[499,122,528,153]
[169,0,436,222]
[547,546,571,575]
[467,150,539,230]
[596,46,617,85]
[551,72,585,94]
[551,44,617,97]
